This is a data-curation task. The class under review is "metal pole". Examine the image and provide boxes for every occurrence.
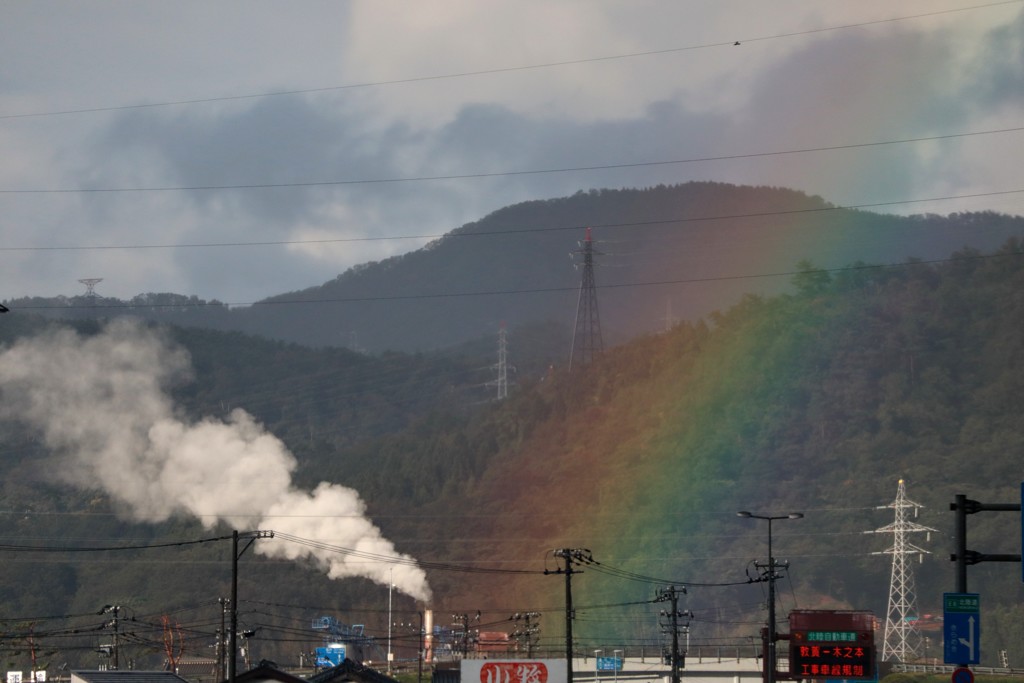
[230,530,238,683]
[565,565,574,681]
[217,598,226,681]
[418,611,424,683]
[954,493,968,593]
[388,568,393,675]
[767,519,776,683]
[737,512,801,683]
[669,589,681,683]
[549,549,593,680]
[111,606,120,670]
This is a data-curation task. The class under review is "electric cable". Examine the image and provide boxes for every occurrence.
[16,246,1020,313]
[1,187,1021,251]
[3,127,1021,194]
[0,534,235,552]
[271,531,542,575]
[2,0,1018,121]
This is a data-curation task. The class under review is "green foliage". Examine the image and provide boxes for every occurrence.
[792,259,833,296]
[2,235,1024,671]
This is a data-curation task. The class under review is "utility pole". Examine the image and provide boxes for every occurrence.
[655,586,690,683]
[217,598,227,681]
[569,228,603,371]
[452,614,470,658]
[112,606,120,670]
[737,511,803,683]
[418,611,424,683]
[511,612,541,656]
[865,479,935,662]
[229,530,274,683]
[388,567,394,675]
[100,605,121,670]
[546,548,597,680]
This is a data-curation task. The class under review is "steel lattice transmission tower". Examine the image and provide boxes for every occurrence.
[488,322,510,400]
[78,278,103,298]
[866,479,935,663]
[569,228,603,372]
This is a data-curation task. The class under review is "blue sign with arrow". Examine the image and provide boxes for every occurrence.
[944,593,980,665]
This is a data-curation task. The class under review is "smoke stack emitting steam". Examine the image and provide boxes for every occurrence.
[0,320,431,601]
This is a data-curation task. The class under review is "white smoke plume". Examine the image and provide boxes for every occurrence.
[0,319,431,601]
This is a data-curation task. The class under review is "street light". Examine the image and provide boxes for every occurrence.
[736,511,803,683]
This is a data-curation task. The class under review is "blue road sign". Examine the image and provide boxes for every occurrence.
[596,657,622,672]
[944,593,980,665]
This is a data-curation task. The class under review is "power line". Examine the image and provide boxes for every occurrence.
[2,126,1021,194]
[0,535,234,552]
[1,1,1018,121]
[588,562,758,588]
[271,532,541,575]
[7,248,1022,312]
[1,187,1021,253]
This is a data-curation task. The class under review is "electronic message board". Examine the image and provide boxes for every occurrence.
[789,610,875,680]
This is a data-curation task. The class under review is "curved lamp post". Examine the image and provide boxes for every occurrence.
[736,511,803,683]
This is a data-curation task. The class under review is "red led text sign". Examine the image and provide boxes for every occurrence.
[789,610,875,680]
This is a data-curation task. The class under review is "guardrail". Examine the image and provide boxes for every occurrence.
[893,664,1024,676]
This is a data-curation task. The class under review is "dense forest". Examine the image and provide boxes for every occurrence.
[0,235,1022,674]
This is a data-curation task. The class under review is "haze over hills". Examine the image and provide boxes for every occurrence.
[7,183,1024,356]
[0,184,1023,674]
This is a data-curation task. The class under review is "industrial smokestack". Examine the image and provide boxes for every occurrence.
[0,319,431,601]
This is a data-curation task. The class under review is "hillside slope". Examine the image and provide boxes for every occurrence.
[383,240,1024,662]
[0,239,1022,672]
[225,184,1024,352]
[8,183,1024,355]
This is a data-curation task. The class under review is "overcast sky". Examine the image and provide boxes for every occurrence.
[1,0,1022,303]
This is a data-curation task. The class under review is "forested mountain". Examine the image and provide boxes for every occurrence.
[2,237,1024,671]
[0,222,1022,673]
[7,183,1024,355]
[348,238,1024,665]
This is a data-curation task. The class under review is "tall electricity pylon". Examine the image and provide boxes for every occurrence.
[569,228,603,372]
[79,278,103,299]
[488,322,510,400]
[866,479,935,662]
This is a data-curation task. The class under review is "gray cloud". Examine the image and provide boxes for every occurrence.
[964,9,1024,109]
[2,3,1022,302]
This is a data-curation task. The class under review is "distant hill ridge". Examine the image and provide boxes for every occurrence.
[6,182,1024,353]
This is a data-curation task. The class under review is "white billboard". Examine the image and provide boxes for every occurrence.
[461,660,568,683]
